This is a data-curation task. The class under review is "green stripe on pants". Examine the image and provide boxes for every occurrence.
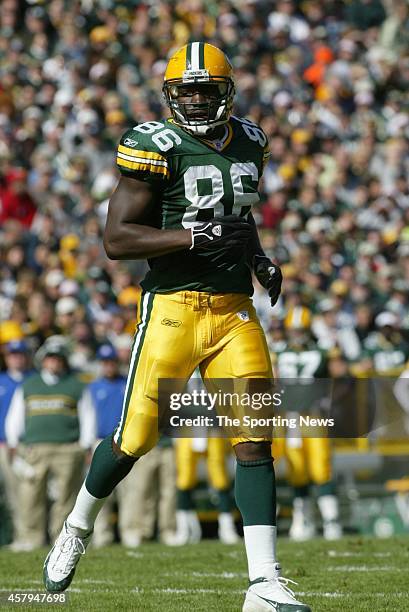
[114,291,155,447]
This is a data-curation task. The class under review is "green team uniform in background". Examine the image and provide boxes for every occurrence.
[116,117,270,295]
[273,344,328,413]
[363,334,409,375]
[22,373,85,444]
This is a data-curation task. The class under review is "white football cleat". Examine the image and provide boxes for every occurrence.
[218,512,240,544]
[289,521,316,542]
[187,510,202,543]
[323,520,343,541]
[289,497,316,542]
[160,530,180,546]
[243,563,311,612]
[171,510,202,545]
[317,495,342,540]
[43,521,92,592]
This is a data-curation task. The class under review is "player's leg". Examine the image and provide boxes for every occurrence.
[201,297,311,611]
[201,306,278,580]
[270,437,285,521]
[305,437,342,540]
[271,437,286,465]
[44,291,197,591]
[60,292,160,539]
[206,438,239,544]
[173,438,201,545]
[286,441,316,542]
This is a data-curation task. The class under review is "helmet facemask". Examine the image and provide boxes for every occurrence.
[163,74,235,136]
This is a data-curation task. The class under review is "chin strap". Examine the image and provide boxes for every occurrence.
[179,120,228,136]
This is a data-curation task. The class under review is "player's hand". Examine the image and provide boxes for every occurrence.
[190,215,252,251]
[253,254,283,306]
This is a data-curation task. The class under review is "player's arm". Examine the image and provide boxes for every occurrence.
[104,177,252,260]
[247,212,282,306]
[104,176,192,259]
[247,212,266,260]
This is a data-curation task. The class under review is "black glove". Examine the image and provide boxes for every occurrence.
[190,215,252,251]
[253,254,283,306]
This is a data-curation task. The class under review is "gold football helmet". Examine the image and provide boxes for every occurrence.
[284,306,312,330]
[284,306,313,346]
[163,42,235,135]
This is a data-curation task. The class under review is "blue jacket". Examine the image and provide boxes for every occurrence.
[0,370,34,442]
[88,376,126,439]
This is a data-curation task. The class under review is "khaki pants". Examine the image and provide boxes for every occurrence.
[0,444,19,539]
[93,460,141,547]
[17,443,85,548]
[94,446,176,545]
[134,446,176,541]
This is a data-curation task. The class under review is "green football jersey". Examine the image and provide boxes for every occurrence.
[116,116,270,294]
[274,344,327,379]
[364,333,409,375]
[273,344,328,412]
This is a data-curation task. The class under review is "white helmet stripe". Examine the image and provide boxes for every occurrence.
[293,307,303,328]
[191,42,200,70]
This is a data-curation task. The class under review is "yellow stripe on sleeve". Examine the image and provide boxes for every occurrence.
[118,145,167,163]
[116,157,170,178]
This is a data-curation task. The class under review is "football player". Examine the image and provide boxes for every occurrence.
[272,306,342,541]
[364,311,409,375]
[174,436,240,545]
[44,43,310,612]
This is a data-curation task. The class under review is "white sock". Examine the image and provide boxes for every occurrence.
[243,525,277,581]
[67,483,107,534]
[317,494,339,523]
[175,510,190,536]
[293,496,314,521]
[218,512,235,529]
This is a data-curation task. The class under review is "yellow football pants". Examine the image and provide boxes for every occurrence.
[114,290,273,457]
[176,438,230,491]
[272,437,332,487]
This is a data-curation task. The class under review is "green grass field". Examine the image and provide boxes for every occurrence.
[0,536,408,612]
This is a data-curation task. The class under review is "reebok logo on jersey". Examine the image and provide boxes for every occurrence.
[212,225,222,237]
[161,318,182,328]
[237,311,249,322]
[124,138,138,146]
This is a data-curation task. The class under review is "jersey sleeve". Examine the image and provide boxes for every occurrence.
[233,116,270,176]
[116,126,170,183]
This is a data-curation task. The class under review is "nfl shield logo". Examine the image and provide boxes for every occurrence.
[237,311,249,322]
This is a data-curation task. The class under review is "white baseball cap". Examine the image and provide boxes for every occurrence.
[55,297,79,316]
[375,311,398,328]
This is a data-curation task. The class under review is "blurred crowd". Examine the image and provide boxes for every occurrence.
[0,0,408,548]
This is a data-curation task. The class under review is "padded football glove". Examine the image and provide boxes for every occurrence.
[253,254,283,306]
[190,215,252,251]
